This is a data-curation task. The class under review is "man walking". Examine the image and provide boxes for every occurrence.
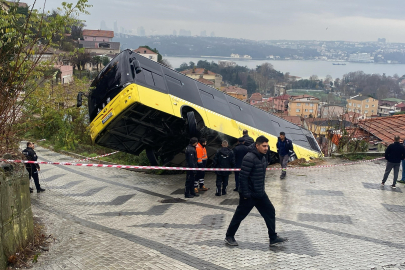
[276,132,293,179]
[22,142,45,193]
[225,136,287,246]
[195,138,209,192]
[381,136,405,189]
[233,138,248,191]
[213,140,235,196]
[240,130,254,146]
[185,137,200,198]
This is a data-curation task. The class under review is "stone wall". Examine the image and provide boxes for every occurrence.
[0,162,33,270]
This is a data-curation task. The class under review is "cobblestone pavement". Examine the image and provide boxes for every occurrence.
[26,145,405,270]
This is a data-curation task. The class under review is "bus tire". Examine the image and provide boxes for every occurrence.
[187,111,198,137]
[146,149,158,166]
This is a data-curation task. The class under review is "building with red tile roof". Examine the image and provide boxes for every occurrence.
[197,77,214,86]
[134,46,158,62]
[220,86,248,101]
[357,114,405,145]
[273,94,290,113]
[249,93,263,105]
[83,30,114,40]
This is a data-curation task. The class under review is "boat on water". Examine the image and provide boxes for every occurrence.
[332,63,346,65]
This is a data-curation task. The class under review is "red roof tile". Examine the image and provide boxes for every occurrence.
[83,29,114,38]
[250,93,263,101]
[273,94,290,100]
[221,86,247,95]
[280,116,303,126]
[358,114,405,144]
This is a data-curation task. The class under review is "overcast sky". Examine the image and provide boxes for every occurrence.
[25,0,405,42]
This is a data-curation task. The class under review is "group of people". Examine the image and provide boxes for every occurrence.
[184,130,294,198]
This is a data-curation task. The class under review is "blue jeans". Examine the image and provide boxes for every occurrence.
[402,160,405,181]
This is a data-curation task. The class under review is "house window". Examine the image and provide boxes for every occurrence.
[348,109,352,112]
[306,103,309,106]
[304,115,308,118]
[296,109,300,112]
[365,110,368,113]
[305,109,308,112]
[365,105,369,108]
[349,103,352,106]
[357,104,360,107]
[310,109,313,113]
[321,127,326,132]
[372,110,374,113]
[366,99,369,102]
[297,103,301,106]
[149,56,153,59]
[93,37,96,41]
[372,104,375,107]
[310,104,313,107]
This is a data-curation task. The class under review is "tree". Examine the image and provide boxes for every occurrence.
[310,75,319,81]
[0,0,91,154]
[101,56,110,67]
[246,75,257,95]
[159,58,172,69]
[92,56,102,72]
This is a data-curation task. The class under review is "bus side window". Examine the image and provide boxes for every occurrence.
[152,73,166,90]
[143,69,154,86]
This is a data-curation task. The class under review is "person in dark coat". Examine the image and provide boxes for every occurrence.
[22,142,45,193]
[213,140,235,196]
[232,138,249,191]
[240,129,254,146]
[276,132,293,179]
[381,136,405,188]
[225,135,287,247]
[184,137,200,198]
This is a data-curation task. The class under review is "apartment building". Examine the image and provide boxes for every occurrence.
[181,68,223,88]
[288,95,320,118]
[346,95,378,118]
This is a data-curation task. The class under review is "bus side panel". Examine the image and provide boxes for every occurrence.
[137,85,174,116]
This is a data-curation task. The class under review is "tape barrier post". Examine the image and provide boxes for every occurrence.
[1,157,385,171]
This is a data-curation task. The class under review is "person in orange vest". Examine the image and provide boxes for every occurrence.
[195,138,210,193]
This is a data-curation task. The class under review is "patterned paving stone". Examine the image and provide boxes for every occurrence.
[42,173,67,182]
[363,182,403,193]
[297,213,353,224]
[25,144,405,270]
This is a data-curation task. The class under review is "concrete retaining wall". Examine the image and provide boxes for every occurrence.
[0,162,33,270]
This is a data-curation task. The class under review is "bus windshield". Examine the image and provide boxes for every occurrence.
[88,52,133,122]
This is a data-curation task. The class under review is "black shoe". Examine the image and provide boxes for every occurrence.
[30,188,33,193]
[185,194,195,198]
[215,192,221,196]
[233,188,238,192]
[222,190,227,195]
[191,193,200,197]
[270,236,288,246]
[37,188,46,193]
[280,174,286,179]
[224,236,238,246]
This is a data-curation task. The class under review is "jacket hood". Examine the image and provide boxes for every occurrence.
[248,144,264,159]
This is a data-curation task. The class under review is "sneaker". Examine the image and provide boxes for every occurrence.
[224,236,238,246]
[270,236,288,246]
[215,192,221,196]
[381,182,385,186]
[397,180,405,184]
[199,186,209,191]
[37,188,46,193]
[194,188,199,193]
[391,185,396,189]
[185,194,195,198]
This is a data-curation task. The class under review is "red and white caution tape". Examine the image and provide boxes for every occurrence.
[75,151,119,162]
[1,157,385,171]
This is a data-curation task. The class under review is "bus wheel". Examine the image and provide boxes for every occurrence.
[187,111,199,137]
[145,149,159,166]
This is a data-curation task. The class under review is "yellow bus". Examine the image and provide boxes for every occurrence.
[78,49,321,166]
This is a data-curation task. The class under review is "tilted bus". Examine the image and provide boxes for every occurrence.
[79,49,321,166]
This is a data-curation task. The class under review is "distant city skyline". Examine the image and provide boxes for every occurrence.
[23,0,405,43]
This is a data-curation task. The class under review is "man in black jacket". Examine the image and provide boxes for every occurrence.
[22,142,45,193]
[213,140,235,196]
[381,136,405,189]
[233,138,248,191]
[225,136,287,247]
[276,132,293,179]
[240,130,254,146]
[185,137,200,198]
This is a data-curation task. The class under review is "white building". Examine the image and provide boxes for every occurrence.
[348,53,374,63]
[134,47,158,62]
